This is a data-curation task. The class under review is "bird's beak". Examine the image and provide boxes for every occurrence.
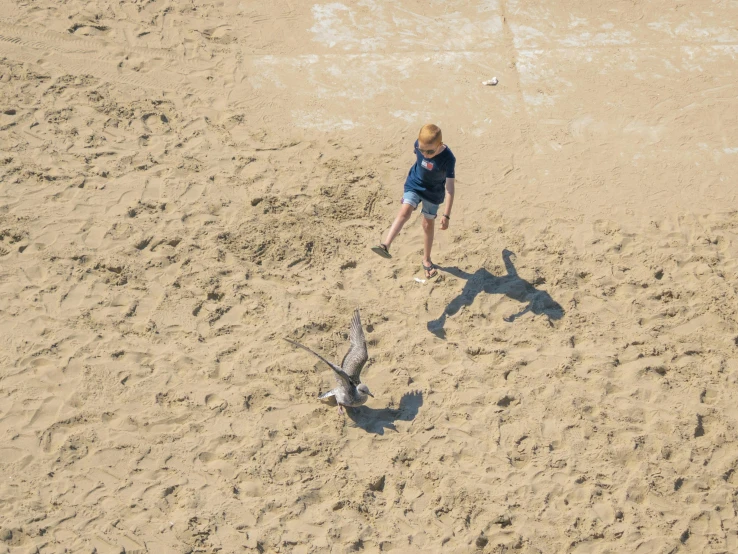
[368,392,374,398]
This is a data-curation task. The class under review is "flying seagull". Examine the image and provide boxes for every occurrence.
[284,309,373,414]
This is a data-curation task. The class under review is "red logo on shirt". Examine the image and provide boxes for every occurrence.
[421,160,434,170]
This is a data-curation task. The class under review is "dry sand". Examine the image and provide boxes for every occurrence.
[2,0,738,552]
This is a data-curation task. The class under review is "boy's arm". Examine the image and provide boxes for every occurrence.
[441,178,454,229]
[443,178,455,216]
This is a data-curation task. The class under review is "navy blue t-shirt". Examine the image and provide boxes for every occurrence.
[404,140,456,205]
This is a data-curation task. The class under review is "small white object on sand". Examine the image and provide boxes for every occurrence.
[482,77,499,86]
[414,277,426,284]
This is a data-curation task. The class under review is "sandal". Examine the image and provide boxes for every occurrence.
[422,261,438,280]
[371,244,392,259]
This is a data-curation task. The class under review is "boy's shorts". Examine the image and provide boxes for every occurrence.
[402,191,439,219]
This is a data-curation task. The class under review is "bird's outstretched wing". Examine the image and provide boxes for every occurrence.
[341,309,368,382]
[283,338,352,389]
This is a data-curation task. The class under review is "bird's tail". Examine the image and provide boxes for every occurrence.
[318,390,337,405]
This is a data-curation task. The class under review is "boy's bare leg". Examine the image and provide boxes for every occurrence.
[422,216,435,267]
[382,203,415,248]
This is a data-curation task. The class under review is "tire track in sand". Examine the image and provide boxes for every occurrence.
[0,22,215,70]
[0,22,221,91]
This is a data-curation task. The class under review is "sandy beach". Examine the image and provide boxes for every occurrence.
[1,0,738,552]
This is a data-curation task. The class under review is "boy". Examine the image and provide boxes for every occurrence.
[371,124,455,279]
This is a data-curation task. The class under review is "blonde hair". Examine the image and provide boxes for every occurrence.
[418,124,442,145]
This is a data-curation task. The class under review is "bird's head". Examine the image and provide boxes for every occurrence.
[357,383,374,398]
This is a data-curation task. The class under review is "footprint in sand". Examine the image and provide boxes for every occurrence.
[60,282,90,310]
[142,112,171,135]
[83,225,107,248]
[205,393,227,412]
[198,451,217,463]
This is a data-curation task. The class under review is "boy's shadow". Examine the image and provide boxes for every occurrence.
[345,391,423,435]
[427,249,564,338]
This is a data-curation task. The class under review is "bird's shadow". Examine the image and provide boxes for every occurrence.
[346,390,423,435]
[427,249,565,338]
